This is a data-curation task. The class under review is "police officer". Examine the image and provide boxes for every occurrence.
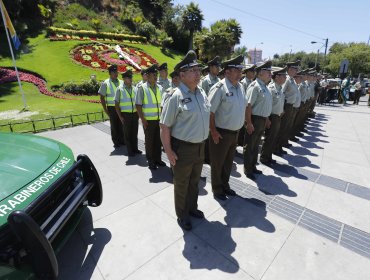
[115,70,141,157]
[260,67,286,165]
[241,64,256,93]
[135,68,148,90]
[208,55,245,200]
[291,70,307,139]
[200,56,221,95]
[135,64,165,170]
[157,63,171,91]
[238,64,256,146]
[201,65,209,77]
[98,64,125,148]
[161,70,181,107]
[160,50,210,231]
[200,56,221,164]
[243,61,273,180]
[275,61,300,155]
[218,68,225,80]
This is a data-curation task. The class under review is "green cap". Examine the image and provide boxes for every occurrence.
[169,70,179,78]
[272,67,287,76]
[145,64,158,74]
[221,55,244,69]
[174,50,200,71]
[122,69,133,78]
[285,60,300,68]
[158,63,168,71]
[208,56,221,66]
[242,64,256,74]
[108,64,118,73]
[255,60,272,72]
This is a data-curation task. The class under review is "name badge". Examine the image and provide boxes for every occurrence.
[226,92,233,97]
[181,98,192,104]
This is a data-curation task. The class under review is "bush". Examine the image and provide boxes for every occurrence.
[137,22,157,41]
[53,79,101,96]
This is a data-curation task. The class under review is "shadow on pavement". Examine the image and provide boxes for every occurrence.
[290,145,319,156]
[198,177,208,196]
[182,197,274,273]
[256,175,297,197]
[283,154,320,169]
[149,166,173,184]
[272,163,308,180]
[57,209,111,280]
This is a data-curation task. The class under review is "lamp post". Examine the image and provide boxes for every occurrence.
[288,45,293,61]
[311,38,328,67]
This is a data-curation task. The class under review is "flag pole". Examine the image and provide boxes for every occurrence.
[0,0,28,111]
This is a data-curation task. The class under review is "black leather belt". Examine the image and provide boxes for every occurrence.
[171,137,204,145]
[251,115,267,121]
[216,127,239,134]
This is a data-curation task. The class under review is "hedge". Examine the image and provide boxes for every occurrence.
[47,27,147,43]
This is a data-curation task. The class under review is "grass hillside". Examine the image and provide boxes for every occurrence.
[0,33,182,128]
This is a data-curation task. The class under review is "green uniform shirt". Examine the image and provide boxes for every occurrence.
[161,86,177,107]
[293,82,302,108]
[200,73,220,96]
[241,77,253,94]
[157,77,172,91]
[268,81,285,115]
[209,78,246,131]
[160,82,210,143]
[246,78,273,118]
[282,76,299,105]
[299,82,309,103]
[308,81,315,99]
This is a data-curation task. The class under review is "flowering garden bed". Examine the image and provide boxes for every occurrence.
[70,43,157,73]
[0,68,99,103]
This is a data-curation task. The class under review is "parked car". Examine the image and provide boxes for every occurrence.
[0,132,102,279]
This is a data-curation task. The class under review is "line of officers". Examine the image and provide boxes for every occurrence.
[98,51,322,231]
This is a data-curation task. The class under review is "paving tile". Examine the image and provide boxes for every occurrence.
[347,183,370,200]
[80,198,183,280]
[261,226,370,280]
[193,197,295,279]
[125,232,253,280]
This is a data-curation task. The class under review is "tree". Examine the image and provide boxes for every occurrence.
[181,2,204,50]
[195,27,234,61]
[326,43,370,76]
[211,19,242,47]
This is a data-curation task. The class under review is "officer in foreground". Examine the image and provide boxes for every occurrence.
[208,55,245,200]
[136,64,165,170]
[260,67,286,165]
[160,51,210,231]
[243,61,273,180]
[98,64,125,148]
[115,70,141,157]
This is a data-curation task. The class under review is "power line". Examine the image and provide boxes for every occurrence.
[208,0,325,40]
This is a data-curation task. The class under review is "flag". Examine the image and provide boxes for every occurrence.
[0,0,21,50]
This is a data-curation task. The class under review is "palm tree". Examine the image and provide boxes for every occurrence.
[181,2,204,50]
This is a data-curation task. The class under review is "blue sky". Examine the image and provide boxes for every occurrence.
[173,0,370,59]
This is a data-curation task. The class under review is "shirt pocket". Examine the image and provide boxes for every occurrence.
[179,101,194,112]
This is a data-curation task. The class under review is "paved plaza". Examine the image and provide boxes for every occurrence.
[40,97,370,280]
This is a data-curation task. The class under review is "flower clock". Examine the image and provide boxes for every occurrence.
[71,43,157,72]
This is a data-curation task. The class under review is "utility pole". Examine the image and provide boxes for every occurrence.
[324,38,329,64]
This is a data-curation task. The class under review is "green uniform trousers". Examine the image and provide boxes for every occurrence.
[276,103,294,149]
[243,115,266,174]
[144,120,162,164]
[261,114,281,161]
[108,106,125,146]
[171,137,204,219]
[238,126,246,146]
[209,128,239,195]
[122,112,139,155]
[293,103,306,135]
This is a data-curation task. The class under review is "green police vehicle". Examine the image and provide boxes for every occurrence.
[0,132,103,279]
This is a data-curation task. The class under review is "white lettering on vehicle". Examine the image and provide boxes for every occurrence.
[0,157,72,217]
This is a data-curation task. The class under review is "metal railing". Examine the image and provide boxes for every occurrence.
[0,111,109,133]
